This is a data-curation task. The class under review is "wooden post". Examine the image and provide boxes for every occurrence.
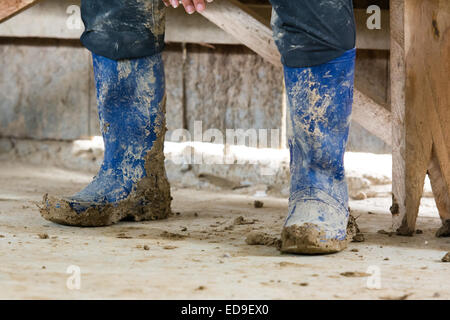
[0,0,42,23]
[390,0,450,235]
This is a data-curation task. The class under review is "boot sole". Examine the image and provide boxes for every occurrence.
[281,224,348,254]
[39,192,171,227]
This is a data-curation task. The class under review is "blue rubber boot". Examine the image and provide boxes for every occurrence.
[40,53,171,226]
[281,49,355,254]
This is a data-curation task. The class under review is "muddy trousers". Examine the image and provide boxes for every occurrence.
[80,0,356,67]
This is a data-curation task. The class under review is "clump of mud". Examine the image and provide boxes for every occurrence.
[160,231,186,240]
[442,252,450,263]
[245,232,282,249]
[234,216,255,225]
[340,271,370,277]
[436,220,450,237]
[254,200,264,208]
[347,215,365,242]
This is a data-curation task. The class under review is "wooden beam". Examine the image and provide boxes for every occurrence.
[199,0,393,146]
[352,90,392,146]
[0,0,42,23]
[428,148,450,226]
[390,0,450,235]
[199,0,280,67]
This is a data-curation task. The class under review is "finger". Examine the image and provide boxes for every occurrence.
[192,0,205,12]
[162,0,170,7]
[181,0,196,14]
[170,0,179,8]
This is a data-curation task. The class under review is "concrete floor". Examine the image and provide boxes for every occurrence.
[0,161,449,300]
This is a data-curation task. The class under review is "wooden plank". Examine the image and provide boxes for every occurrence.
[426,1,450,227]
[0,0,42,23]
[352,90,392,146]
[199,0,393,146]
[390,0,450,235]
[428,149,450,225]
[390,0,430,235]
[196,0,280,66]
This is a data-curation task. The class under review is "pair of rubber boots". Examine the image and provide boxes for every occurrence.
[40,48,356,254]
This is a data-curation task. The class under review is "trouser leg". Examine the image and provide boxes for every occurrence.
[80,0,166,60]
[269,0,355,67]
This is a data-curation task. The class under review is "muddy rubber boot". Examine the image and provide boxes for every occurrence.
[281,48,356,254]
[39,53,171,227]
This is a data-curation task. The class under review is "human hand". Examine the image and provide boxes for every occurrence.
[162,0,214,14]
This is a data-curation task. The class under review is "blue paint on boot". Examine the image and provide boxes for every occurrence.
[65,53,166,213]
[283,48,355,244]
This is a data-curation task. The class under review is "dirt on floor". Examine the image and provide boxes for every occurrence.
[0,161,449,300]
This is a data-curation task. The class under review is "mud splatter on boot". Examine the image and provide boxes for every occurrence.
[281,49,356,254]
[38,53,171,227]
